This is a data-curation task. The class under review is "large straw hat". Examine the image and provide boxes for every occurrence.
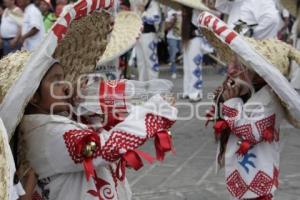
[280,0,299,17]
[198,11,300,128]
[0,118,10,200]
[157,0,210,11]
[0,118,24,200]
[0,0,143,138]
[98,11,143,64]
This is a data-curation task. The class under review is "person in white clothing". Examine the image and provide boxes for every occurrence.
[0,2,177,199]
[215,0,281,39]
[239,0,281,39]
[200,12,300,200]
[131,0,161,81]
[215,0,244,29]
[17,0,45,51]
[165,8,182,79]
[0,0,23,56]
[182,7,213,101]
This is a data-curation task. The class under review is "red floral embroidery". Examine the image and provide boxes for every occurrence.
[255,115,276,142]
[222,104,239,118]
[273,166,279,188]
[226,170,248,199]
[145,114,175,138]
[63,129,101,163]
[101,131,146,162]
[233,124,257,144]
[249,171,273,196]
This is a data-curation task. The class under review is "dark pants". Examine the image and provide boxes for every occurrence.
[2,38,21,56]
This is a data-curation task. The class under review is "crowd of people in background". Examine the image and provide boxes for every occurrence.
[0,0,296,101]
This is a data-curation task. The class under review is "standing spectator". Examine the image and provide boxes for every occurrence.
[39,0,56,32]
[239,0,281,39]
[0,0,23,56]
[17,0,45,51]
[165,8,181,79]
[131,0,161,81]
[182,7,212,101]
[215,0,244,29]
[215,0,281,39]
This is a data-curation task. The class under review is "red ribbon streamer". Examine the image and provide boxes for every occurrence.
[154,130,173,161]
[213,119,229,137]
[83,158,95,181]
[116,149,155,181]
[75,133,100,181]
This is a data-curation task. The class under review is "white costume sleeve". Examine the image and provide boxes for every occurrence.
[142,1,161,25]
[221,87,283,144]
[28,95,177,178]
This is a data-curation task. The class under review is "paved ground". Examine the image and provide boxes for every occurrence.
[127,66,300,200]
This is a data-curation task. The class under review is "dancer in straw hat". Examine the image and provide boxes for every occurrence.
[0,0,177,199]
[199,12,300,200]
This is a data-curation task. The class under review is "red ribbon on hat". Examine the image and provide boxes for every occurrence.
[262,127,274,143]
[154,130,174,161]
[75,134,100,181]
[116,149,155,181]
[236,140,251,156]
[213,119,230,137]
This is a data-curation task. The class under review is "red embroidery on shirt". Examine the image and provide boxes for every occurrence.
[63,129,101,163]
[101,131,146,162]
[222,105,239,118]
[233,124,257,144]
[145,114,175,138]
[249,171,273,196]
[226,170,248,199]
[255,114,276,142]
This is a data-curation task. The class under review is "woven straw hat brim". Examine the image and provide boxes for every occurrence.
[98,11,143,64]
[157,0,210,11]
[0,51,31,104]
[0,118,13,200]
[280,0,298,16]
[53,10,112,82]
[0,128,9,200]
[198,11,300,128]
[0,0,116,138]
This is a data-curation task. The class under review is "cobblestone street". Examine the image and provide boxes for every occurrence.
[127,67,300,200]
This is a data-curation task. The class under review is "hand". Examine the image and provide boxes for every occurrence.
[222,79,242,101]
[19,35,26,45]
[9,38,19,49]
